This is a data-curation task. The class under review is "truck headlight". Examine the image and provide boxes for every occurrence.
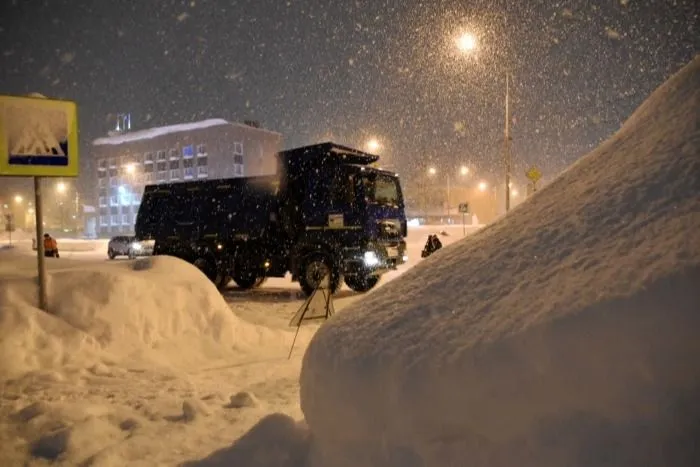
[363,251,380,267]
[131,242,143,251]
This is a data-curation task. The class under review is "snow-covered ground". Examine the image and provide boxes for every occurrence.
[300,57,700,466]
[2,56,696,467]
[0,223,477,466]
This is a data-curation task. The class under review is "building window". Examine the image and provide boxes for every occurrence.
[100,215,108,226]
[234,142,243,155]
[110,195,118,206]
[144,152,154,163]
[144,164,154,173]
[184,167,195,179]
[109,158,116,167]
[234,165,244,176]
[144,173,154,183]
[197,156,207,167]
[98,159,107,170]
[109,168,118,177]
[157,150,166,161]
[111,214,119,225]
[122,214,129,225]
[98,178,106,187]
[197,144,207,155]
[110,178,118,187]
[157,161,167,171]
[157,171,167,182]
[170,160,180,169]
[233,154,243,165]
[169,148,179,159]
[132,193,141,205]
[98,171,107,179]
[183,159,194,168]
[197,166,208,177]
[99,196,107,207]
[182,145,194,158]
[170,169,181,180]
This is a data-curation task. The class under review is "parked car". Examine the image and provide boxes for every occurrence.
[107,236,152,259]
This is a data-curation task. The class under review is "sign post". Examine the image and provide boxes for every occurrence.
[4,213,13,245]
[458,202,469,237]
[0,94,79,312]
[525,165,543,195]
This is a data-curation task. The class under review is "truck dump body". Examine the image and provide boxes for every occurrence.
[135,175,279,242]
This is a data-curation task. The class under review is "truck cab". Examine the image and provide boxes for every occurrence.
[278,143,407,294]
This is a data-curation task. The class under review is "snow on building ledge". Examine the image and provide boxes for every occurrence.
[92,118,281,146]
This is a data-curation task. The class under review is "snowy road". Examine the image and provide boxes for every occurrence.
[0,225,482,466]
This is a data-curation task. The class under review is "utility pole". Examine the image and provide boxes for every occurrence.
[504,71,512,212]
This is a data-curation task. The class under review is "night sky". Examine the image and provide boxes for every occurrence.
[0,0,697,197]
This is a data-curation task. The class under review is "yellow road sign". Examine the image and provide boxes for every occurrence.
[525,165,542,183]
[0,94,79,177]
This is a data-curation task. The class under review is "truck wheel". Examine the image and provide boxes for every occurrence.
[344,274,380,293]
[193,256,227,287]
[108,248,116,260]
[232,270,259,290]
[299,253,341,297]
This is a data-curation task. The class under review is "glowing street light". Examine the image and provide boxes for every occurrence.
[511,188,519,197]
[124,163,136,174]
[428,167,437,176]
[14,195,23,203]
[460,165,469,176]
[478,181,488,192]
[56,182,67,194]
[456,32,477,53]
[366,138,381,153]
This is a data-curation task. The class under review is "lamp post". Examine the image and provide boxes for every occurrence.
[456,32,513,213]
[428,165,471,221]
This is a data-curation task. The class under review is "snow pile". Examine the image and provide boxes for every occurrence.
[0,255,286,380]
[300,57,700,466]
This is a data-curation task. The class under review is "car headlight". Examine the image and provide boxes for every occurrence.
[363,251,380,267]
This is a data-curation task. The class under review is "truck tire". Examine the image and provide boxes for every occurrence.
[193,256,228,289]
[299,253,341,297]
[232,271,259,290]
[344,274,380,293]
[108,248,116,260]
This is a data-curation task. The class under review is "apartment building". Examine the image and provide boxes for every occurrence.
[86,118,283,237]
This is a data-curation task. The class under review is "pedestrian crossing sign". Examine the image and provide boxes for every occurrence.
[0,94,79,177]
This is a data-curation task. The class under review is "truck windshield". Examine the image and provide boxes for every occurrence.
[362,173,401,208]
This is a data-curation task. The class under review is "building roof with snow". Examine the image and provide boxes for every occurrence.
[92,118,281,146]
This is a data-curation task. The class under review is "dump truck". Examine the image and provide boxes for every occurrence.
[134,142,407,296]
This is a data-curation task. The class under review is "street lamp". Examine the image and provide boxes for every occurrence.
[366,138,381,153]
[14,195,23,204]
[478,181,488,192]
[455,32,513,212]
[56,181,67,194]
[456,32,477,52]
[460,165,469,176]
[124,163,136,175]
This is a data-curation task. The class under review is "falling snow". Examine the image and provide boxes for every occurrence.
[0,0,697,196]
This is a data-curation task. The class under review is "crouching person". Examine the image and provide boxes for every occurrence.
[43,233,60,258]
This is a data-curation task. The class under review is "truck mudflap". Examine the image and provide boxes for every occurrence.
[342,240,407,277]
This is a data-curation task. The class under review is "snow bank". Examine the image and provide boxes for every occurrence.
[300,57,700,466]
[0,255,287,380]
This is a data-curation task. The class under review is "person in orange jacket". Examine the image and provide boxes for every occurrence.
[43,233,59,258]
